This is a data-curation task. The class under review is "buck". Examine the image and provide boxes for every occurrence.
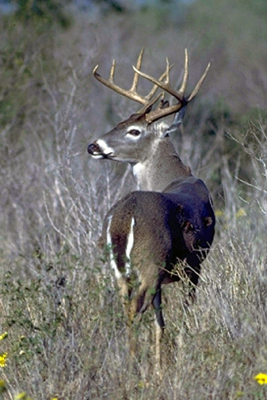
[88,49,215,375]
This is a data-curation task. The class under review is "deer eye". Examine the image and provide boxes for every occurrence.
[127,129,141,137]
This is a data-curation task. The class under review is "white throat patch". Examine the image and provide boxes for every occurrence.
[132,163,145,178]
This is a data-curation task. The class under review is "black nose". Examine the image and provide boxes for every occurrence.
[87,142,100,155]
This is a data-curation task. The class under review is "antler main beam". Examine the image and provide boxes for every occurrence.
[93,49,171,112]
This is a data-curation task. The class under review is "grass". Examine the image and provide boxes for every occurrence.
[1,1,267,399]
[2,225,267,399]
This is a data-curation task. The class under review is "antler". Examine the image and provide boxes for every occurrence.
[93,49,171,113]
[93,49,210,124]
[133,49,210,123]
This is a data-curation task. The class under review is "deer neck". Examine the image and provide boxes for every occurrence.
[132,136,192,192]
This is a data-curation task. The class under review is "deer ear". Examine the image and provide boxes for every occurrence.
[164,106,186,136]
[151,106,186,136]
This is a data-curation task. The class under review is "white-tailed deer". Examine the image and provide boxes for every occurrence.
[88,49,215,376]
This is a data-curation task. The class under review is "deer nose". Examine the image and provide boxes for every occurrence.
[87,142,101,155]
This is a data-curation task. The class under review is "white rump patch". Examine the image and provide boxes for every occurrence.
[125,217,135,277]
[96,139,114,156]
[106,215,122,280]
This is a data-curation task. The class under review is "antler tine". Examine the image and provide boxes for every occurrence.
[178,49,189,96]
[165,57,170,84]
[133,60,180,101]
[143,61,174,101]
[93,49,174,110]
[137,61,174,114]
[130,48,144,93]
[131,49,174,100]
[187,62,211,102]
[133,49,209,103]
[110,59,116,82]
[93,63,147,105]
[133,50,210,123]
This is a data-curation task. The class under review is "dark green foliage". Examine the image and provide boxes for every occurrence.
[13,0,72,28]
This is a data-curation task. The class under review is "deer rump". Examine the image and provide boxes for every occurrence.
[102,176,215,289]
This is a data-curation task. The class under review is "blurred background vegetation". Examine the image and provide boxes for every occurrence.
[1,0,267,399]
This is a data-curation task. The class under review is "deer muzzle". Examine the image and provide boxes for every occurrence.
[87,140,115,159]
[87,142,101,155]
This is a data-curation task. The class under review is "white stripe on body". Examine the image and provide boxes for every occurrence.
[106,215,135,280]
[125,217,135,277]
[106,215,122,280]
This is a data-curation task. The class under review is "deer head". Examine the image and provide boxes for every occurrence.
[88,49,210,164]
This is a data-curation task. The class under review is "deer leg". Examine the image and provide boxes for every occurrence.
[128,277,162,361]
[117,276,131,317]
[127,281,149,357]
[128,276,161,358]
[152,286,164,377]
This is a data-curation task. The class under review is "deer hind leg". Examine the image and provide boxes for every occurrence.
[127,276,161,359]
[127,276,162,363]
[127,281,148,357]
[117,276,131,317]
